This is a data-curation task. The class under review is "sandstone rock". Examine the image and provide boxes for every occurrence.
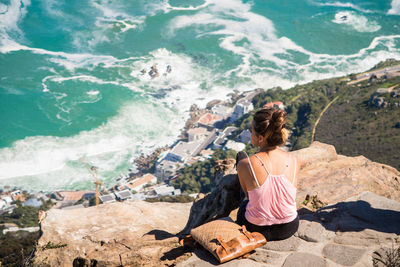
[334,229,398,247]
[262,235,301,251]
[346,196,400,234]
[315,191,400,235]
[295,220,326,242]
[248,248,282,264]
[176,248,266,267]
[294,142,400,206]
[322,244,366,266]
[292,141,338,167]
[33,201,192,267]
[282,252,327,267]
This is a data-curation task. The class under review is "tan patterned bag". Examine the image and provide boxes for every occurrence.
[190,217,267,263]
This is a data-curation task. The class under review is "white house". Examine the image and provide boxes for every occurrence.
[153,185,175,196]
[165,140,204,162]
[224,140,246,152]
[187,127,209,142]
[211,105,233,120]
[231,99,254,122]
[155,159,181,181]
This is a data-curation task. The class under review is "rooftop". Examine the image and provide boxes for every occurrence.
[126,174,157,190]
[237,98,253,106]
[198,113,223,126]
[170,140,203,159]
[187,127,208,135]
[200,149,214,157]
[58,191,95,202]
[115,190,133,200]
[264,101,284,109]
[222,126,238,136]
[99,194,116,203]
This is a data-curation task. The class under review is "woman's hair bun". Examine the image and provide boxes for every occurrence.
[253,107,288,148]
[270,109,286,132]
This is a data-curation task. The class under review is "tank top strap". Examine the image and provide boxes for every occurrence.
[254,154,270,176]
[247,154,260,187]
[292,156,297,184]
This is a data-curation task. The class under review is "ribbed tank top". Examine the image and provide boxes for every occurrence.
[245,154,298,226]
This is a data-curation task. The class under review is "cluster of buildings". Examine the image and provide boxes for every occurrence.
[154,92,256,182]
[100,173,182,203]
[99,92,257,203]
[0,188,48,215]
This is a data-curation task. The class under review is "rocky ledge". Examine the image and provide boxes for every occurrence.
[33,142,400,266]
[180,191,400,266]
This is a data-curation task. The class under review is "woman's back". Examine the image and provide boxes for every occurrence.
[240,149,298,192]
[236,107,300,240]
[242,149,298,226]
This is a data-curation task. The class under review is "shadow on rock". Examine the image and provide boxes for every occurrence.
[143,229,175,240]
[160,245,192,261]
[302,192,400,235]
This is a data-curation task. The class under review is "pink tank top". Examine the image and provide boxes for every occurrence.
[245,154,298,226]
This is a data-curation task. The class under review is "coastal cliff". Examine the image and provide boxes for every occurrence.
[32,142,400,266]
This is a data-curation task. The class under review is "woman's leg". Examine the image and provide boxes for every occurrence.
[261,216,300,241]
[236,199,249,226]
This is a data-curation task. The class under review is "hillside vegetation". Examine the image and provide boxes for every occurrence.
[251,59,400,170]
[315,76,400,170]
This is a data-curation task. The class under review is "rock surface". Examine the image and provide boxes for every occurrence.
[33,142,400,266]
[33,201,192,267]
[294,142,400,205]
[178,191,400,267]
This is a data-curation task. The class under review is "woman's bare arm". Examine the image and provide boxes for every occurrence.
[237,158,251,198]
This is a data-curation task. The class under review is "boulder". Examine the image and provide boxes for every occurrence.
[33,201,192,267]
[294,142,400,206]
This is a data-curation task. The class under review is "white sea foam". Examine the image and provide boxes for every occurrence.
[87,90,100,96]
[169,0,399,90]
[128,48,228,110]
[0,101,185,191]
[309,0,374,13]
[70,0,145,49]
[165,0,212,12]
[388,0,400,15]
[332,11,381,32]
[0,0,31,50]
[168,0,287,76]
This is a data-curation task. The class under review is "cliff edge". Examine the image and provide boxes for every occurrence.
[33,142,400,266]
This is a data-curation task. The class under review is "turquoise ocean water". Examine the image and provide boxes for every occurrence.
[0,0,399,191]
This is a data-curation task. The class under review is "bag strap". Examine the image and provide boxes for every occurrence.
[239,225,253,241]
[216,235,229,251]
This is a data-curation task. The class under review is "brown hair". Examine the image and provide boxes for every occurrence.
[252,108,289,148]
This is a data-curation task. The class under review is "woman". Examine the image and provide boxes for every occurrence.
[236,107,299,241]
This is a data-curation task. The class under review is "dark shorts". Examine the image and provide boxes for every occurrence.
[236,200,299,241]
